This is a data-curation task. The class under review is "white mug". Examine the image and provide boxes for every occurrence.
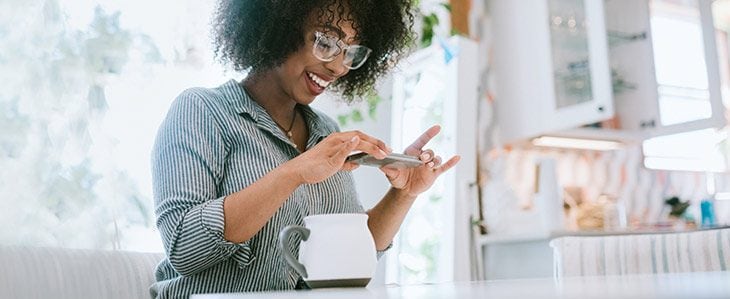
[278,213,377,288]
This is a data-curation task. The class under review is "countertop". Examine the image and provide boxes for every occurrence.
[191,271,730,299]
[479,225,730,245]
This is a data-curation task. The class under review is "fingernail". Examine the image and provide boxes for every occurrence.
[351,136,359,142]
[421,153,430,160]
[428,161,435,167]
[379,149,388,157]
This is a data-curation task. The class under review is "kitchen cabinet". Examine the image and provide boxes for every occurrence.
[491,0,726,144]
[490,0,614,144]
[598,0,725,138]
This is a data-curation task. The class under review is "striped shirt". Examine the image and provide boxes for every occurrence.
[150,80,365,298]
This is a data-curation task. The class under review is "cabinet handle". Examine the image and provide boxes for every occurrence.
[640,119,656,128]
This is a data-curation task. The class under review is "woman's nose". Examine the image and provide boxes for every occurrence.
[324,52,349,77]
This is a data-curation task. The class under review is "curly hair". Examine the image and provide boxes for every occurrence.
[211,0,415,102]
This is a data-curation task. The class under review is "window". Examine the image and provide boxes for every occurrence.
[0,0,231,252]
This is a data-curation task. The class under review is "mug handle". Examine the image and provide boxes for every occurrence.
[278,225,310,278]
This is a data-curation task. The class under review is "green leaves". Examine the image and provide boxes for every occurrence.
[421,12,439,48]
[417,2,453,48]
[336,90,382,127]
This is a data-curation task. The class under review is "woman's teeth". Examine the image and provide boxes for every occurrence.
[307,72,331,89]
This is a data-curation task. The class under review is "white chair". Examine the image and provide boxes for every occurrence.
[550,228,730,277]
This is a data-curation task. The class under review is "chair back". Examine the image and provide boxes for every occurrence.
[0,246,164,299]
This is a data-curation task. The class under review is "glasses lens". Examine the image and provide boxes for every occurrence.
[312,31,372,69]
[343,46,372,70]
[313,33,339,61]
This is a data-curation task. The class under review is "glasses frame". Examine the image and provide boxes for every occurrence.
[312,31,372,70]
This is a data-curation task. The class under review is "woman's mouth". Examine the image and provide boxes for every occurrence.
[306,72,332,95]
[307,72,331,88]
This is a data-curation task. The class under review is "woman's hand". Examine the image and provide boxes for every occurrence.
[380,125,460,198]
[285,131,391,184]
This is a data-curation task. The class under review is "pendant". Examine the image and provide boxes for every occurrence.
[287,131,296,149]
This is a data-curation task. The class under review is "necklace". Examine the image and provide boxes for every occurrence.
[273,108,298,148]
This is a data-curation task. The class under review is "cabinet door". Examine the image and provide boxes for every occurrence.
[606,0,725,136]
[492,0,614,144]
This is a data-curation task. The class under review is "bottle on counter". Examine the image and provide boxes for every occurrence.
[601,194,627,231]
[701,199,717,228]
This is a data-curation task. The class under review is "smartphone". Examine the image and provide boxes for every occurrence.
[346,152,423,169]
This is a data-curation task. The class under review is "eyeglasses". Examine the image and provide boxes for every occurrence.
[312,31,372,70]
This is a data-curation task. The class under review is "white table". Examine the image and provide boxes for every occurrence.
[191,271,730,299]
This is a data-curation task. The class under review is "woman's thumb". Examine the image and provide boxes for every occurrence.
[380,166,399,179]
[335,136,360,161]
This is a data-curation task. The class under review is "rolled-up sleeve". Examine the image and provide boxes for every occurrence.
[152,90,254,277]
[376,243,393,259]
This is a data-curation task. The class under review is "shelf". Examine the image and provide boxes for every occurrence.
[479,231,554,245]
[548,126,648,143]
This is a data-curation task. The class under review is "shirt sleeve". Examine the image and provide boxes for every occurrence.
[151,90,255,277]
[376,243,393,259]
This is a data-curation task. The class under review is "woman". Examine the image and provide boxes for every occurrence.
[150,0,459,297]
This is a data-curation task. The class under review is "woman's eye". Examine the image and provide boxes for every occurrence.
[327,38,340,47]
[317,42,334,50]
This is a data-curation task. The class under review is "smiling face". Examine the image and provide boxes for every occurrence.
[266,10,360,105]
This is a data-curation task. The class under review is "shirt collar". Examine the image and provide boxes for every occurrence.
[223,79,264,121]
[223,79,331,145]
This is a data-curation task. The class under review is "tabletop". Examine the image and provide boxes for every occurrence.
[191,271,730,299]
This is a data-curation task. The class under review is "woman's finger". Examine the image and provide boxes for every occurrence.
[429,156,442,168]
[433,155,460,174]
[332,136,360,165]
[333,131,391,154]
[353,140,389,159]
[405,125,440,155]
[419,149,435,162]
[342,162,360,171]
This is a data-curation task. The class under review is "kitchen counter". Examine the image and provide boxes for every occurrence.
[479,226,730,245]
[191,271,730,299]
[478,226,730,280]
